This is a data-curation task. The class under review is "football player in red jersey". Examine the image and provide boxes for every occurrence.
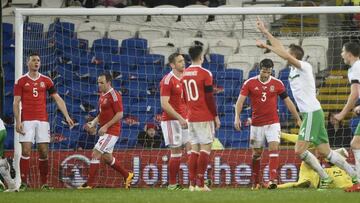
[160,53,191,190]
[234,59,301,189]
[78,72,133,189]
[182,45,221,191]
[13,53,74,190]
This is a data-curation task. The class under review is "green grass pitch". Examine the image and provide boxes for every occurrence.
[1,188,359,203]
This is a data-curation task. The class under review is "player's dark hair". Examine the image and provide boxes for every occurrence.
[259,58,274,69]
[289,44,304,60]
[168,53,181,64]
[27,52,40,62]
[189,45,203,61]
[99,72,112,83]
[343,42,360,57]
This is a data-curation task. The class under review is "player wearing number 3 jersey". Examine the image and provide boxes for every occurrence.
[182,45,221,192]
[234,59,301,190]
[13,53,74,190]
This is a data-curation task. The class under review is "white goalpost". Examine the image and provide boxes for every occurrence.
[12,5,360,188]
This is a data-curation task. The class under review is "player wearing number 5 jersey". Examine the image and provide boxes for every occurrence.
[13,53,74,190]
[234,59,301,189]
[182,45,221,192]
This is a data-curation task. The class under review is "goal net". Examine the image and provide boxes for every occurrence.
[6,5,360,188]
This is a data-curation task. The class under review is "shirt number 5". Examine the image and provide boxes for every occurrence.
[33,88,38,97]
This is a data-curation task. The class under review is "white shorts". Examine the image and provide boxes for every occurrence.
[250,123,281,148]
[19,121,50,144]
[94,134,119,154]
[188,121,215,145]
[161,120,190,148]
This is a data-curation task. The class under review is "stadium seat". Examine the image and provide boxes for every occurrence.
[2,23,13,40]
[138,23,168,42]
[169,21,200,38]
[180,38,209,55]
[120,38,148,56]
[203,21,233,39]
[151,5,179,26]
[2,6,15,25]
[108,23,138,43]
[136,54,164,66]
[92,38,119,54]
[239,39,264,57]
[233,21,261,39]
[182,5,209,25]
[302,36,329,73]
[215,4,242,24]
[227,53,257,79]
[149,38,179,62]
[207,54,225,64]
[28,16,55,32]
[278,67,290,82]
[88,6,118,23]
[59,16,87,31]
[50,22,76,38]
[77,21,107,47]
[24,22,44,39]
[208,38,239,62]
[277,37,300,47]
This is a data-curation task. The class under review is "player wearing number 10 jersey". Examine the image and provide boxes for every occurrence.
[182,45,221,192]
[234,59,301,190]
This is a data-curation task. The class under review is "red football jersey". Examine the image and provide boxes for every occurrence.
[160,71,187,121]
[181,65,215,122]
[98,88,123,136]
[240,76,286,126]
[14,73,55,121]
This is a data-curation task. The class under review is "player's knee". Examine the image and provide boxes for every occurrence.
[21,149,31,157]
[295,148,306,157]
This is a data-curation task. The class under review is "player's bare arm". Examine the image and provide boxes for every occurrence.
[256,18,301,69]
[214,116,221,129]
[98,112,123,136]
[234,94,246,131]
[335,83,360,121]
[87,116,99,128]
[51,93,75,127]
[283,97,302,126]
[160,96,188,129]
[13,95,25,135]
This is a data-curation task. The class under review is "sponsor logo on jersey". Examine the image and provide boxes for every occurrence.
[254,87,259,91]
[262,86,267,90]
[25,83,30,86]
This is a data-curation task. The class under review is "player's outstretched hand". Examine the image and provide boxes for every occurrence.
[296,119,302,127]
[256,17,267,33]
[214,116,221,129]
[334,113,345,122]
[179,118,188,129]
[256,40,267,49]
[66,116,75,129]
[234,118,242,131]
[16,122,25,135]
